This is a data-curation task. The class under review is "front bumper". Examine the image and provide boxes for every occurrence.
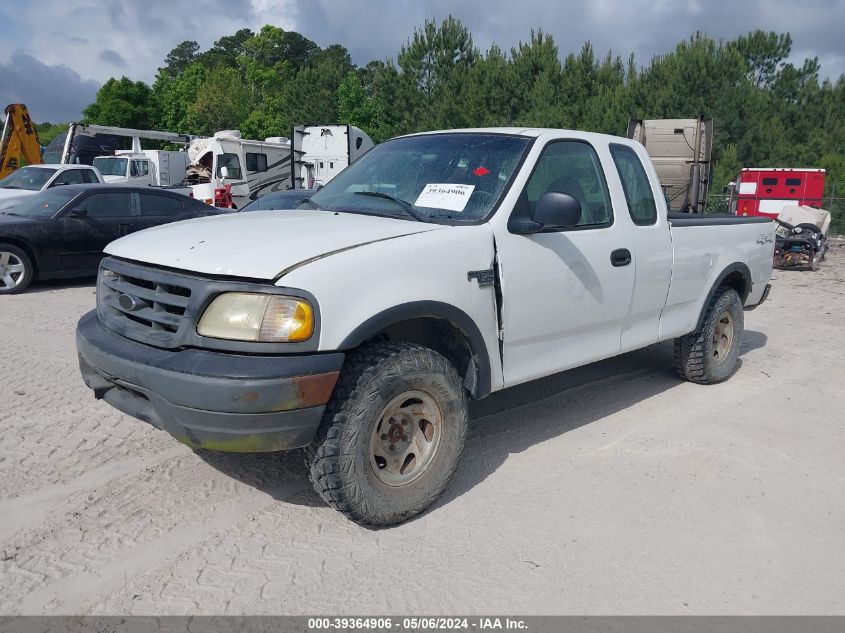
[76,310,344,452]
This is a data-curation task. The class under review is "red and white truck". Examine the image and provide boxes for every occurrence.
[732,168,826,218]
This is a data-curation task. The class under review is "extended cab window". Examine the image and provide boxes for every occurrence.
[519,140,612,228]
[609,144,657,226]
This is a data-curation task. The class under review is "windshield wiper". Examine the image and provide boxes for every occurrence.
[353,191,428,223]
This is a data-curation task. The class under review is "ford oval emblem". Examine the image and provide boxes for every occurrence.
[118,293,142,311]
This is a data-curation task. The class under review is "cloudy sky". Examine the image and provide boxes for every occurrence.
[1,0,843,123]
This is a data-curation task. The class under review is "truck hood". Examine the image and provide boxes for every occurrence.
[0,189,36,205]
[105,209,444,280]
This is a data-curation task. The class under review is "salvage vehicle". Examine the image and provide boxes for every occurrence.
[0,164,104,210]
[774,204,831,271]
[0,185,227,294]
[76,128,775,526]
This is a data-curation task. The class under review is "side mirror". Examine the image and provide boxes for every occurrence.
[533,192,582,227]
[220,166,230,179]
[509,192,582,234]
[68,208,88,219]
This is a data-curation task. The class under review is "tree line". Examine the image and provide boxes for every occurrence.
[76,18,845,196]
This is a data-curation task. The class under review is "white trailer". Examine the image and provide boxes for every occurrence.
[291,124,374,189]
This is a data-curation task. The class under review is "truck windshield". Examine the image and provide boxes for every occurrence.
[1,189,77,218]
[0,166,57,191]
[308,133,532,223]
[93,157,128,177]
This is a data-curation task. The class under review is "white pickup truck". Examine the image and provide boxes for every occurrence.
[76,128,774,526]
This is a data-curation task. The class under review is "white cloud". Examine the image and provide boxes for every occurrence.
[0,0,842,122]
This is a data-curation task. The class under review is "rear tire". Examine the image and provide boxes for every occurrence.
[306,342,468,527]
[0,243,34,294]
[674,287,744,384]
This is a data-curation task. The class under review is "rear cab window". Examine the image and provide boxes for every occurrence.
[609,144,658,226]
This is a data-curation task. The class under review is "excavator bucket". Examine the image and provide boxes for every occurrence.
[0,104,43,179]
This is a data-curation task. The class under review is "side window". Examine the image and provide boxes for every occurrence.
[245,152,268,172]
[52,170,84,186]
[79,192,132,218]
[762,177,778,185]
[139,193,184,216]
[609,144,657,226]
[217,153,242,179]
[80,169,98,184]
[521,140,612,228]
[140,161,150,176]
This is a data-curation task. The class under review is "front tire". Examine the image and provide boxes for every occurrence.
[674,287,744,384]
[0,244,34,294]
[307,342,468,527]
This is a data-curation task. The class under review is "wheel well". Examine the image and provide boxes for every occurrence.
[695,264,751,331]
[363,317,481,399]
[0,238,39,278]
[720,269,749,302]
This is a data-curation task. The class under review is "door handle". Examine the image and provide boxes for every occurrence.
[610,248,632,267]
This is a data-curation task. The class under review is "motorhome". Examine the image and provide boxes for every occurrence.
[188,126,374,208]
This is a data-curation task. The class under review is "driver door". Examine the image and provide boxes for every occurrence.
[55,191,136,273]
[494,140,635,387]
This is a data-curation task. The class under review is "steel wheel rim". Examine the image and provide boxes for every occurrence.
[0,251,25,290]
[369,389,443,487]
[712,310,734,364]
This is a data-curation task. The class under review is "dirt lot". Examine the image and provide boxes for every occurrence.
[1,250,844,616]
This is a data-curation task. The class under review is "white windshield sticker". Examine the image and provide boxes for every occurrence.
[414,183,475,212]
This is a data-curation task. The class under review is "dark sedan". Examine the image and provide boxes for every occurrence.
[0,185,227,294]
[240,189,317,212]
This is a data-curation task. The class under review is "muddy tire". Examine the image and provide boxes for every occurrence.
[306,342,468,527]
[674,287,744,385]
[0,243,34,294]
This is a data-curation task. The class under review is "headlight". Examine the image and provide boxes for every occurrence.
[197,293,314,342]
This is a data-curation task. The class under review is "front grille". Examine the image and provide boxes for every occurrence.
[97,259,198,348]
[95,256,321,354]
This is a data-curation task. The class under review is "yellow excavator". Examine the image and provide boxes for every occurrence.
[0,104,43,179]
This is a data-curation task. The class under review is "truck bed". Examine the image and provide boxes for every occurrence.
[668,212,772,227]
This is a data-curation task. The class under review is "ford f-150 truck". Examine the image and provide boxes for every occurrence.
[76,128,775,526]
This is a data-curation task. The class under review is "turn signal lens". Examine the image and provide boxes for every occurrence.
[197,293,314,342]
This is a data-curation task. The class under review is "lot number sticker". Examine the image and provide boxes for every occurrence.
[415,183,475,212]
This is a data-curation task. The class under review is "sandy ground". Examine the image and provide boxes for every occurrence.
[0,250,844,616]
